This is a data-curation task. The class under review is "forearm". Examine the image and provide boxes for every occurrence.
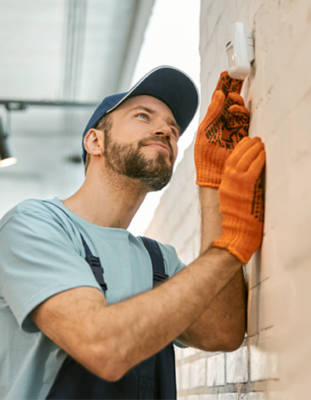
[33,245,241,381]
[199,186,223,253]
[98,248,240,378]
[177,187,246,351]
[176,268,245,351]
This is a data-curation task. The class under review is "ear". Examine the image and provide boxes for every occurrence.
[84,129,104,158]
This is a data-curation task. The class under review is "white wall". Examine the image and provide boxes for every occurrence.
[146,0,311,398]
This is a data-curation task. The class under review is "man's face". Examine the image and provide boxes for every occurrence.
[102,95,180,191]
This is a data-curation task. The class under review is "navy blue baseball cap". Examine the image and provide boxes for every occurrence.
[82,65,199,163]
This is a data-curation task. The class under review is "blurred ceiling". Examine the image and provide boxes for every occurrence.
[0,0,155,216]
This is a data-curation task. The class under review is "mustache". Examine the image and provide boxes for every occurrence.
[138,137,174,155]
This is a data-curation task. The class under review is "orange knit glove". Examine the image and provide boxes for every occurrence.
[213,137,266,264]
[195,71,250,188]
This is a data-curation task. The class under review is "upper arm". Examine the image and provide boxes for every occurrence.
[31,286,108,374]
[0,207,101,331]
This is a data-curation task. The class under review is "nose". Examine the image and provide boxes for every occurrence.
[152,121,173,141]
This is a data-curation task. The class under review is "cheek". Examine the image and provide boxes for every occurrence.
[116,121,148,144]
[172,142,178,161]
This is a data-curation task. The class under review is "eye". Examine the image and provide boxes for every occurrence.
[137,113,149,120]
[171,128,179,139]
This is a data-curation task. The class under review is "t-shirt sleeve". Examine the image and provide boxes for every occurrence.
[0,208,102,333]
[157,242,186,277]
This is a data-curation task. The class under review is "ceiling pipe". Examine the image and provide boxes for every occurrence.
[0,99,98,111]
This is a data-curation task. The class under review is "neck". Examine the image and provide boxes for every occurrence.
[62,163,148,229]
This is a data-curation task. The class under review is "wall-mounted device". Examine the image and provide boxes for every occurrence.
[226,22,254,79]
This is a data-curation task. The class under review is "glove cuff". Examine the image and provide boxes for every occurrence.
[212,214,263,264]
[195,143,232,188]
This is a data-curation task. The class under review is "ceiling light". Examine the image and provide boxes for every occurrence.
[0,118,17,168]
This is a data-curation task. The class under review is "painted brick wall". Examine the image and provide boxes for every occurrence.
[145,0,311,399]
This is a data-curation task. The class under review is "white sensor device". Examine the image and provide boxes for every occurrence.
[226,22,254,79]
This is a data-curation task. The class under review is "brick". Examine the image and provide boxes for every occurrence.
[180,363,190,390]
[250,0,263,19]
[217,0,226,16]
[266,391,282,400]
[181,180,197,212]
[243,393,266,400]
[201,32,218,74]
[176,365,181,391]
[199,395,217,400]
[226,346,248,383]
[248,279,279,336]
[236,0,252,32]
[200,0,213,22]
[256,0,279,49]
[258,280,279,332]
[207,354,225,387]
[190,357,206,388]
[218,394,239,400]
[175,346,182,361]
[206,0,219,44]
[247,285,259,336]
[215,5,232,48]
[248,229,277,290]
[250,345,278,381]
[182,347,197,358]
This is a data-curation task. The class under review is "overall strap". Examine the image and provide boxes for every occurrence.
[42,201,108,294]
[140,236,169,286]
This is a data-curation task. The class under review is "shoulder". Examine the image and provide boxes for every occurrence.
[1,198,62,225]
[1,197,73,227]
[0,198,83,255]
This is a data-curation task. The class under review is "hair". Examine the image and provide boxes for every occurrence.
[84,113,113,175]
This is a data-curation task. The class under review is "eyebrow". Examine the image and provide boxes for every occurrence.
[129,105,181,136]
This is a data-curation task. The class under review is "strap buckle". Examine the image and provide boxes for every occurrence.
[85,255,108,292]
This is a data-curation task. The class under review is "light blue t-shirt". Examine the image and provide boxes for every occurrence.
[0,197,185,400]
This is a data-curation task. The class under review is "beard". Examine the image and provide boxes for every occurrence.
[104,129,174,192]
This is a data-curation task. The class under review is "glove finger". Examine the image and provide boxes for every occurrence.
[228,92,245,106]
[228,104,250,120]
[226,109,250,131]
[212,71,232,98]
[226,137,260,168]
[236,141,265,172]
[228,78,243,94]
[200,90,225,129]
[222,93,246,119]
[248,149,266,178]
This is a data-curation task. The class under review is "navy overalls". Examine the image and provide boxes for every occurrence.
[43,202,177,400]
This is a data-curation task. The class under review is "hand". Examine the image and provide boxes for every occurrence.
[195,71,250,188]
[213,137,266,264]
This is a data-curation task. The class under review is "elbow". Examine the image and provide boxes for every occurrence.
[84,343,128,382]
[98,366,125,383]
[197,329,245,353]
[217,328,246,352]
[218,316,247,352]
[220,333,245,352]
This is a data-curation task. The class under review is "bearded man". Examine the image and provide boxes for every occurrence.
[0,66,265,400]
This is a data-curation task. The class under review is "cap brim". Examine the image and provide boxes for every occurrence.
[107,66,199,134]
